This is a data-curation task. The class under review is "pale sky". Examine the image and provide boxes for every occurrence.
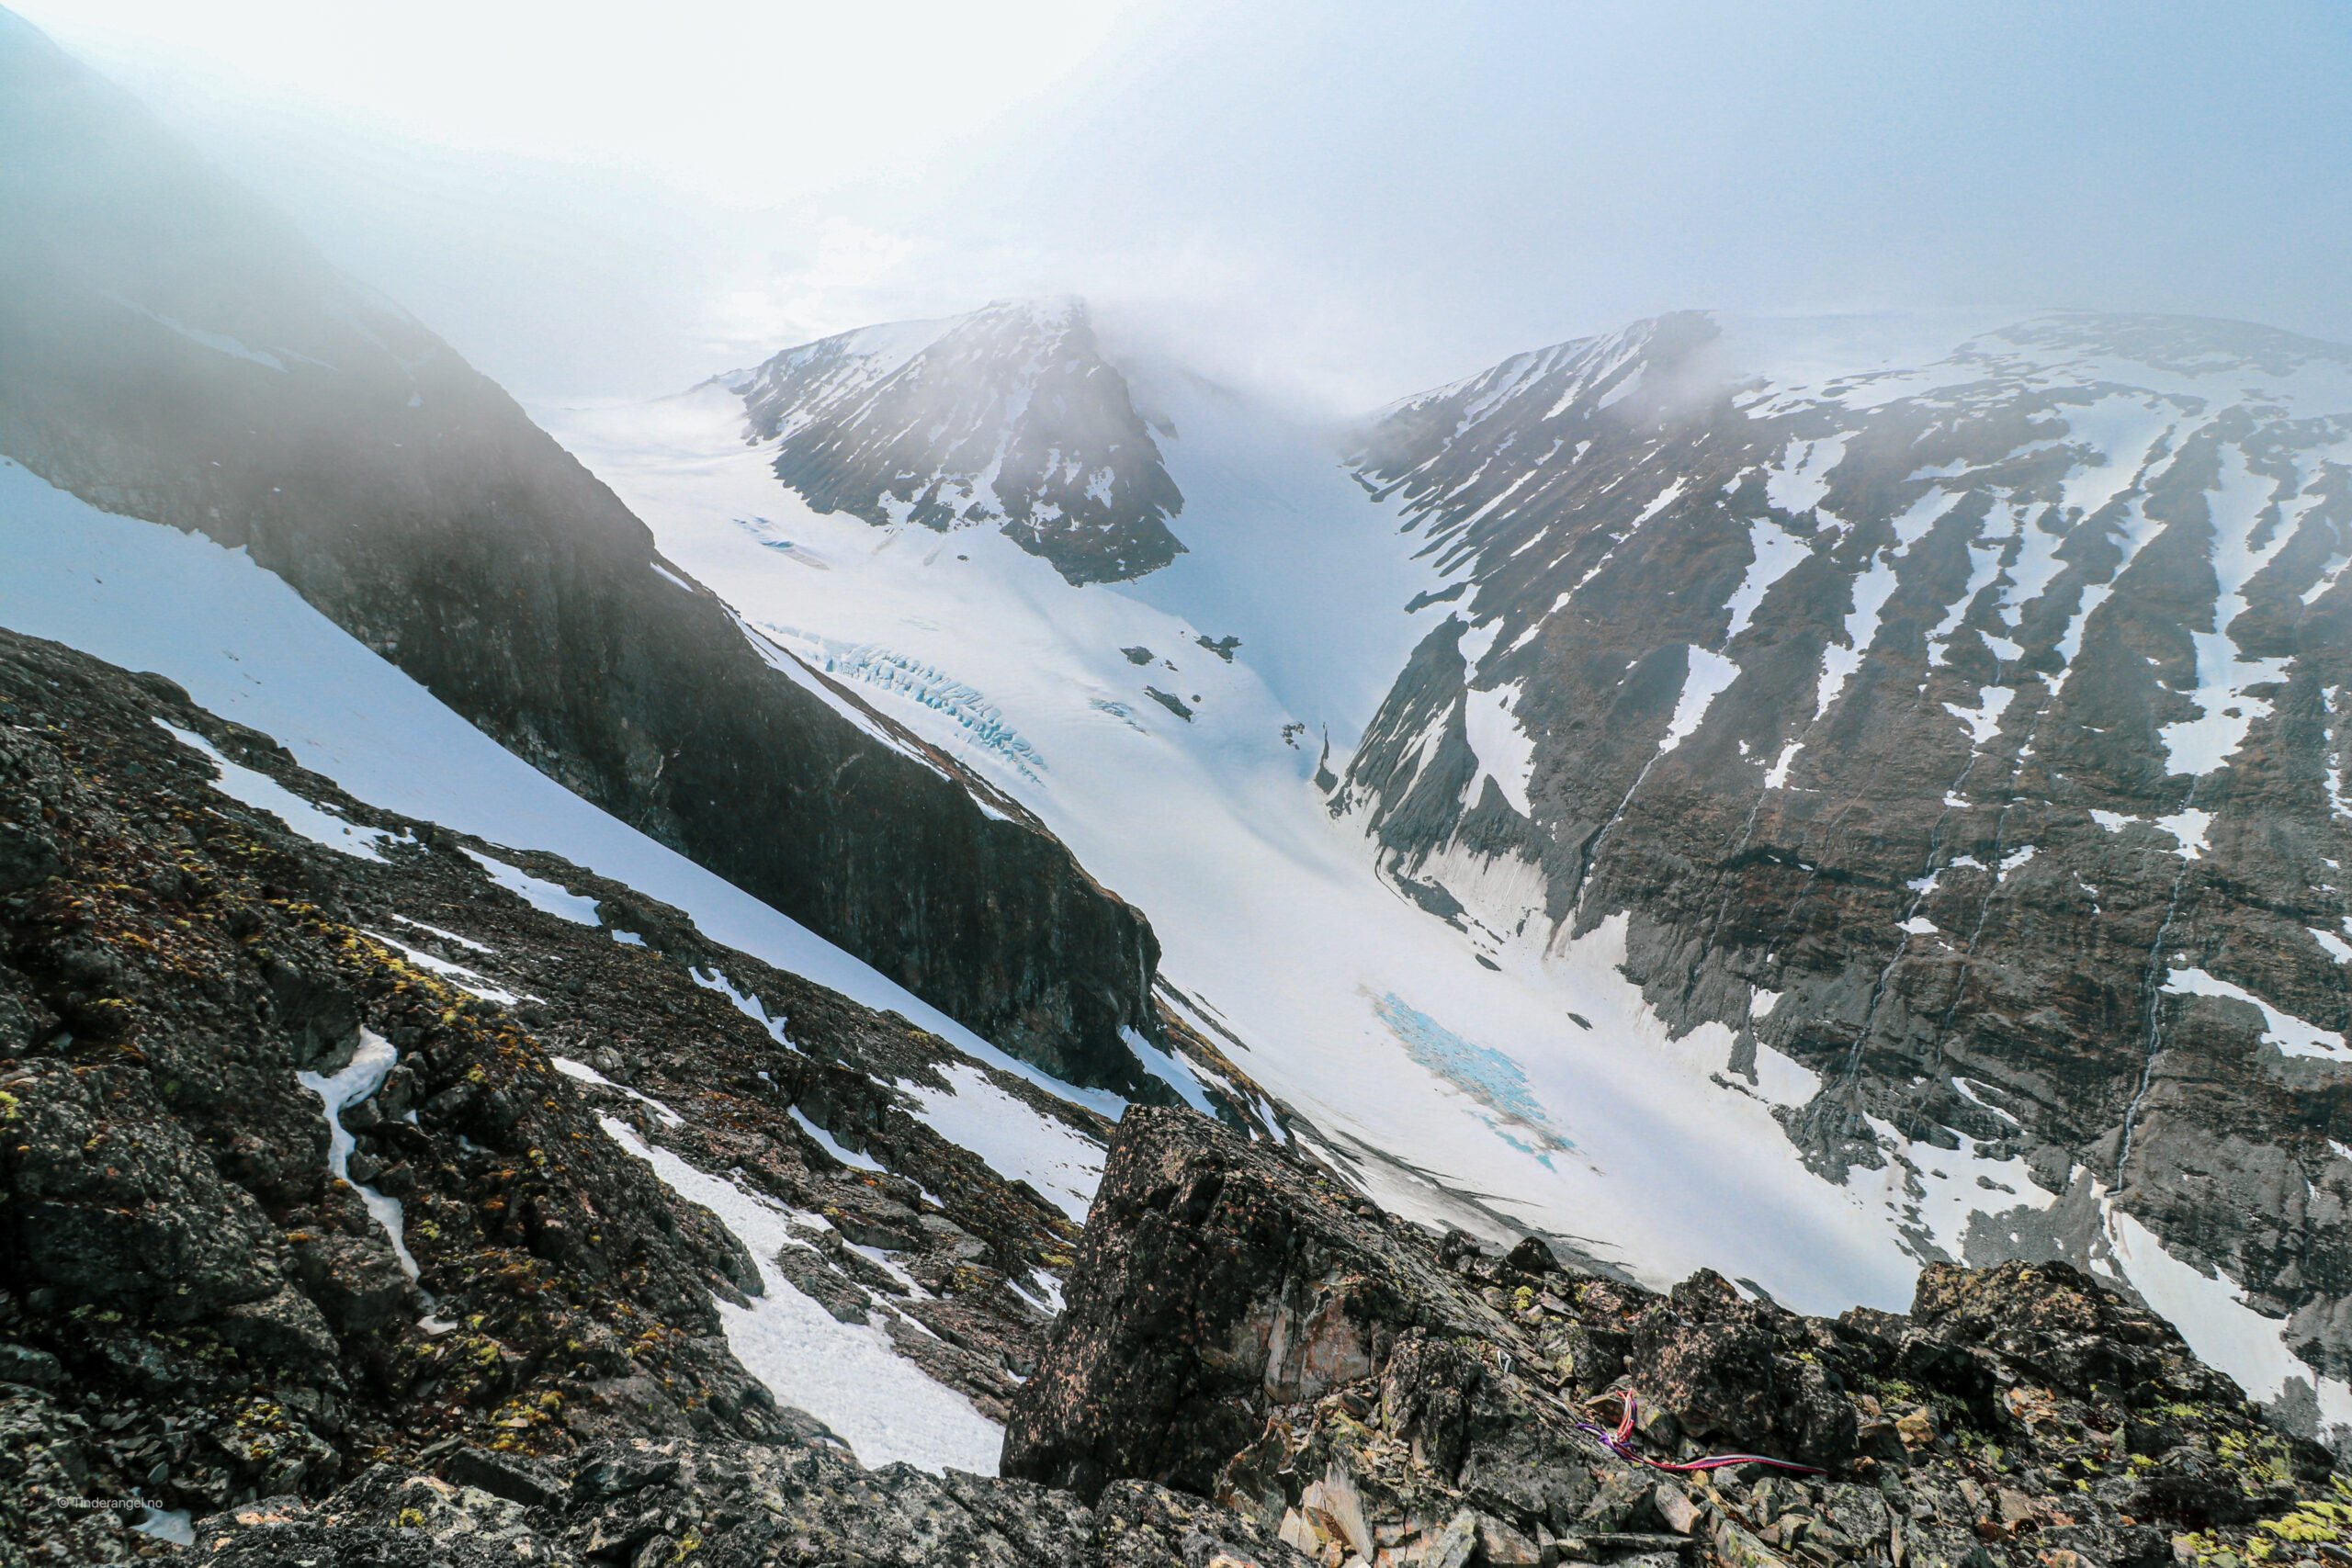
[20,1,2350,413]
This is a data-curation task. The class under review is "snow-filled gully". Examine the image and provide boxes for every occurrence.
[297,1028,419,1281]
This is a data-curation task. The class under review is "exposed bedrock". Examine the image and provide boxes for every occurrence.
[1336,310,2352,1404]
[1005,1108,2340,1568]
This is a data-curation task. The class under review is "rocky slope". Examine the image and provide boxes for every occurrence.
[725,298,1187,585]
[1334,311,2352,1428]
[0,9,1170,1098]
[0,625,1154,1560]
[1006,1109,2345,1568]
[94,1099,2348,1568]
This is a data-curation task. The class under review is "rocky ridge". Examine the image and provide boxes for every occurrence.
[1335,311,2352,1426]
[1006,1109,2346,1568]
[85,1098,2352,1568]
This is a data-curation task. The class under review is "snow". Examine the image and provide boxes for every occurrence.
[155,721,398,862]
[1460,682,1536,816]
[1661,648,1739,754]
[596,1114,1004,1473]
[1867,1112,2042,1265]
[1723,517,1811,642]
[1949,1078,2020,1126]
[1809,552,1901,726]
[893,1064,1103,1224]
[1763,436,1846,515]
[2108,1207,2352,1443]
[2312,927,2352,964]
[459,848,602,925]
[1634,477,1689,525]
[296,1029,418,1280]
[786,1106,886,1172]
[548,1055,685,1128]
[2154,807,2213,860]
[361,930,524,1006]
[391,915,492,953]
[546,335,2079,1312]
[2154,443,2298,778]
[2164,966,2345,1058]
[133,1508,196,1547]
[1942,688,2017,750]
[1122,1026,1219,1116]
[690,965,793,1048]
[104,291,288,372]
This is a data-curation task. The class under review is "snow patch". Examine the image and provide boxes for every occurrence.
[549,1055,685,1127]
[1460,682,1536,816]
[460,849,602,925]
[1661,648,1738,754]
[2108,1208,2352,1442]
[156,721,398,862]
[1122,1026,1219,1117]
[787,1106,886,1173]
[297,1029,417,1280]
[2164,966,2345,1058]
[597,1114,1003,1472]
[361,930,523,1006]
[893,1064,1104,1223]
[691,966,793,1048]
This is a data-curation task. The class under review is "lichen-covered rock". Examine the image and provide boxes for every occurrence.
[0,626,1121,1562]
[1010,1107,2349,1568]
[176,1436,1317,1568]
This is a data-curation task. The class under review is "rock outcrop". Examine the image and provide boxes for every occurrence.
[177,1440,1317,1568]
[0,626,1113,1560]
[0,10,1170,1097]
[1009,1109,2346,1568]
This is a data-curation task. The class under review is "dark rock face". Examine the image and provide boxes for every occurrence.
[1009,1110,2344,1568]
[0,15,1170,1097]
[731,298,1187,585]
[1001,1106,1509,1501]
[1337,310,2352,1419]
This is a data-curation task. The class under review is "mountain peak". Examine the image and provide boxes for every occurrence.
[729,296,1187,586]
